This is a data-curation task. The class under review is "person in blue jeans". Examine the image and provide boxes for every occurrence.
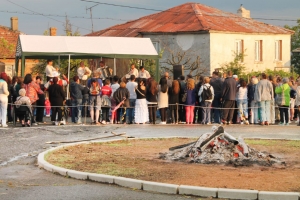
[69,76,84,124]
[236,79,249,124]
[126,75,137,124]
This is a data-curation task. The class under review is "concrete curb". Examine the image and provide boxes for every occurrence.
[37,138,300,200]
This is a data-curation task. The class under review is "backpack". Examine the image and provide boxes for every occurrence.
[290,89,296,99]
[201,85,212,102]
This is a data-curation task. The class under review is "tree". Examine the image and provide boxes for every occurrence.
[220,51,246,77]
[285,19,300,74]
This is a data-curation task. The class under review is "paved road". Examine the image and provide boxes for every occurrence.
[0,123,299,200]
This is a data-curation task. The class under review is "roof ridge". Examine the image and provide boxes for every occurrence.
[191,3,209,31]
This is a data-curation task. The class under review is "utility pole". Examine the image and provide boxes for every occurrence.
[86,3,99,33]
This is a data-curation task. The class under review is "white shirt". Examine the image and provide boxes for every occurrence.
[128,68,139,78]
[111,83,120,96]
[45,65,56,77]
[126,81,138,99]
[138,70,150,79]
[237,87,248,100]
[77,67,91,80]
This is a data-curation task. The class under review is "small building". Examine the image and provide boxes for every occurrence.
[87,3,294,76]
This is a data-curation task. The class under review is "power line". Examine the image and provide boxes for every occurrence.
[0,10,129,21]
[6,0,92,32]
[80,0,299,22]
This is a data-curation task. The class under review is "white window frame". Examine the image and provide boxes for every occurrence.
[255,40,263,62]
[235,40,243,55]
[275,40,282,61]
[152,41,160,53]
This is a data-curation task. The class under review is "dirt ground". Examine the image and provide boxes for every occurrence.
[46,138,300,192]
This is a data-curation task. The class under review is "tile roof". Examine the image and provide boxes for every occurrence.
[0,25,24,59]
[87,3,294,37]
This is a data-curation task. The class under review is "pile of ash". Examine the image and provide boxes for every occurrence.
[160,126,285,167]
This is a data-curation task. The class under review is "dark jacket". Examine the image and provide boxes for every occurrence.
[168,87,180,105]
[113,87,130,107]
[146,86,158,103]
[179,81,186,103]
[247,83,256,102]
[210,77,223,96]
[185,88,196,106]
[221,77,237,101]
[48,83,65,106]
[70,82,84,100]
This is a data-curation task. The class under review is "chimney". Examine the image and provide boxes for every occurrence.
[237,4,250,18]
[50,27,57,36]
[10,17,18,31]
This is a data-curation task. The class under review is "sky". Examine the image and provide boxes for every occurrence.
[0,0,299,36]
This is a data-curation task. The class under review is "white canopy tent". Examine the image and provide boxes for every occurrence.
[15,35,159,77]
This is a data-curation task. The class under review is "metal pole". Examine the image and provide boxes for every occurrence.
[67,54,71,99]
[114,57,116,75]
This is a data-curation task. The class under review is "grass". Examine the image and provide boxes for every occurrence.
[245,139,300,148]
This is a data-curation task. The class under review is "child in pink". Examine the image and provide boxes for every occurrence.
[45,97,51,117]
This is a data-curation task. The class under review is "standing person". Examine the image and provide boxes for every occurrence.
[35,76,45,124]
[198,77,214,125]
[185,78,196,124]
[138,66,151,79]
[111,76,120,96]
[256,73,274,126]
[69,76,84,124]
[269,75,277,124]
[45,97,51,117]
[295,79,300,126]
[77,61,91,85]
[289,77,297,122]
[221,71,237,125]
[23,74,44,125]
[6,75,13,123]
[125,64,138,79]
[164,71,173,87]
[248,77,259,124]
[210,71,223,124]
[134,78,149,124]
[194,76,203,124]
[126,75,138,124]
[157,77,169,124]
[101,79,112,124]
[275,77,290,125]
[97,61,113,81]
[87,71,103,89]
[168,80,180,124]
[14,89,32,127]
[48,77,65,126]
[0,72,9,127]
[178,75,186,123]
[88,78,102,125]
[45,59,58,81]
[113,82,130,124]
[236,79,249,125]
[146,80,158,124]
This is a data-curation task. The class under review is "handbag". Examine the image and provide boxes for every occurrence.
[275,86,285,106]
[181,89,187,103]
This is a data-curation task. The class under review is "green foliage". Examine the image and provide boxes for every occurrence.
[285,19,300,74]
[220,51,246,77]
[240,69,297,82]
[0,38,14,59]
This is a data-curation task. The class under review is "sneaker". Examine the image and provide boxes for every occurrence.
[221,119,226,125]
[101,120,106,125]
[285,123,289,126]
[2,124,8,128]
[244,120,249,125]
[206,122,211,125]
[279,122,284,126]
[33,123,38,126]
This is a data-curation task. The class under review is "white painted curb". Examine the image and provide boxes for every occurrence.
[37,138,300,200]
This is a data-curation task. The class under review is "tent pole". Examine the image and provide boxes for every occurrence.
[67,54,71,99]
[15,58,19,76]
[58,55,60,67]
[114,57,116,75]
[21,56,25,77]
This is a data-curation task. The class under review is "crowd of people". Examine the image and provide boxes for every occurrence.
[0,59,300,127]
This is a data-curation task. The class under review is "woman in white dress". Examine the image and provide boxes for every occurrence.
[134,78,149,124]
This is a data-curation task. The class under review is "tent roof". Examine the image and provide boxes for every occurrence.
[16,35,159,59]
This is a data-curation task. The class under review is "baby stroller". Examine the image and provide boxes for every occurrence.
[13,104,33,127]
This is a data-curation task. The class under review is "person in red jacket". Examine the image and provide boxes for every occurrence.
[101,79,112,124]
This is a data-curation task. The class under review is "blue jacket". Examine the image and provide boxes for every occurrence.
[70,82,84,99]
[185,88,196,106]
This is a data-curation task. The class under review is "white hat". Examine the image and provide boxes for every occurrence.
[233,75,238,79]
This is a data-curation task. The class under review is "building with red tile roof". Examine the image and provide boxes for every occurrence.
[87,3,294,76]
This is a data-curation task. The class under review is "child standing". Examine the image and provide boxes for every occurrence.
[45,97,51,117]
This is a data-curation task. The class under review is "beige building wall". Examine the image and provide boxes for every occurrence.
[209,32,291,73]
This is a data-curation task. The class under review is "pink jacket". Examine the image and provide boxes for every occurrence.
[24,81,43,104]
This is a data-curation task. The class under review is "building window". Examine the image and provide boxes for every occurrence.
[152,41,159,53]
[235,40,244,55]
[275,40,282,61]
[255,40,263,61]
